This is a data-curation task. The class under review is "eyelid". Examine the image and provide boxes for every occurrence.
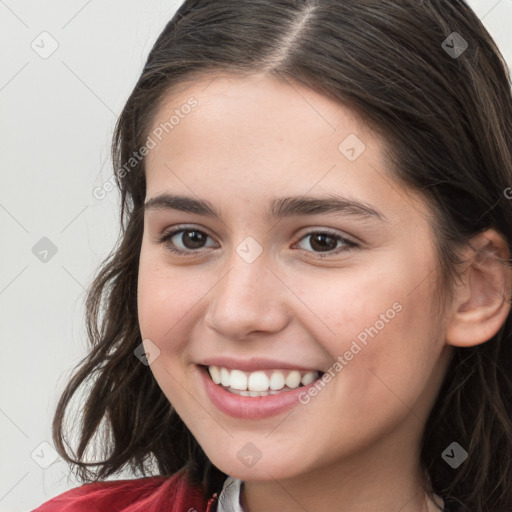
[295,226,358,245]
[292,227,359,258]
[156,224,359,257]
[156,225,217,254]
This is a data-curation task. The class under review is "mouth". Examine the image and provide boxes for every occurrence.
[202,364,326,397]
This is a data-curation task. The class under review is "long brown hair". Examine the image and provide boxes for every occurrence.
[53,1,512,510]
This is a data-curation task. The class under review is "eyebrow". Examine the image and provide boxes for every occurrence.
[144,193,387,222]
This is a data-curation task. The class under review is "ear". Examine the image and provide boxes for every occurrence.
[446,229,512,348]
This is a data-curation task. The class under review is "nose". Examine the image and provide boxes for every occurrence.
[204,255,291,339]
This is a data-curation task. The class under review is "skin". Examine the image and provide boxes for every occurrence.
[137,73,511,512]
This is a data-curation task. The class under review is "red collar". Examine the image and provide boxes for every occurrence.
[206,492,218,512]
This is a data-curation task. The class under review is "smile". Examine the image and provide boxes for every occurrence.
[207,365,324,396]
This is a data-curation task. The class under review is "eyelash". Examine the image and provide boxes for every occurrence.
[157,226,359,258]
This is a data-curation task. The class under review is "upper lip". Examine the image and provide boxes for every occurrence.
[198,356,323,373]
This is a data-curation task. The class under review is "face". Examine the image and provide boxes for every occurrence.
[137,73,453,482]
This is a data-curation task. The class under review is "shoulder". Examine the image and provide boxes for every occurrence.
[32,469,211,512]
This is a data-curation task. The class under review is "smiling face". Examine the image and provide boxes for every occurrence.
[137,72,454,483]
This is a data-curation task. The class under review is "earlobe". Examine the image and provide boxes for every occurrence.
[446,229,512,348]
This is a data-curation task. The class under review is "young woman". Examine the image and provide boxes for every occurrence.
[34,1,512,511]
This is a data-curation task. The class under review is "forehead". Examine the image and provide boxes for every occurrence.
[146,73,374,179]
[148,72,371,148]
[143,73,430,225]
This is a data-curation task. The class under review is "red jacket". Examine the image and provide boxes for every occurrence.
[32,469,219,512]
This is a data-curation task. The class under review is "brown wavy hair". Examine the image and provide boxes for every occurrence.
[52,1,512,510]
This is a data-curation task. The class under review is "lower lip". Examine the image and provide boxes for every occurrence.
[198,365,321,419]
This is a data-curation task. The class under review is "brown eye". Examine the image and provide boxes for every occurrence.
[159,228,217,255]
[178,230,208,249]
[295,230,358,257]
[308,233,338,252]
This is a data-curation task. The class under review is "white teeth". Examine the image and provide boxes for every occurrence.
[301,371,317,386]
[220,367,231,387]
[228,388,283,397]
[230,370,247,390]
[285,370,302,389]
[207,365,321,393]
[269,371,285,390]
[208,366,221,384]
[248,371,270,391]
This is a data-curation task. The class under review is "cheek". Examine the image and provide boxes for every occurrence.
[137,257,167,341]
[137,252,186,350]
[137,251,216,357]
[305,258,439,398]
[294,263,408,350]
[137,255,203,407]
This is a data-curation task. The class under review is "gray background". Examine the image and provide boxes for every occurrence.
[1,1,511,510]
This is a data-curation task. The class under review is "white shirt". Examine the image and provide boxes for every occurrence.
[216,476,245,512]
[215,476,445,512]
